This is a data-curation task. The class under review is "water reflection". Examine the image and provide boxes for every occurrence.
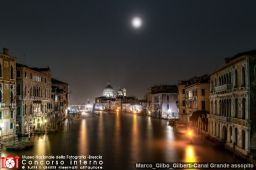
[113,111,121,160]
[98,113,104,151]
[164,125,177,161]
[78,119,88,155]
[131,113,139,161]
[33,135,50,166]
[166,126,174,140]
[36,135,50,156]
[1,113,242,170]
[184,145,197,163]
[146,117,152,139]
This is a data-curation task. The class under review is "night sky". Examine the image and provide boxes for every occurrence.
[1,0,256,104]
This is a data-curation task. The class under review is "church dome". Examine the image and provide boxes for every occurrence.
[103,84,115,98]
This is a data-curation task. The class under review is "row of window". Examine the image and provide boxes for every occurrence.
[210,98,246,119]
[17,84,51,98]
[17,103,52,116]
[17,70,48,83]
[185,100,206,110]
[0,63,15,79]
[0,111,14,119]
[211,67,246,90]
[182,89,206,96]
[209,121,246,149]
[0,84,15,103]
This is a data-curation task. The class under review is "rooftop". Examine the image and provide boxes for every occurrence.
[179,74,209,87]
[212,49,256,74]
[17,63,50,72]
[52,78,68,85]
[224,49,256,64]
[150,85,178,94]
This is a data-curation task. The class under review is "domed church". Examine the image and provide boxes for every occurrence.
[102,84,116,98]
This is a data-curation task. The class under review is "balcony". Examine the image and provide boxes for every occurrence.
[214,84,232,93]
[187,96,197,101]
[0,103,5,108]
[231,118,249,127]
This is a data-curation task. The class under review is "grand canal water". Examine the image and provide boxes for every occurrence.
[2,112,244,170]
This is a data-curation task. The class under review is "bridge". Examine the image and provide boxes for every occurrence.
[68,104,93,113]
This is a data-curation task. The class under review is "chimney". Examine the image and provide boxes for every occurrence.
[3,48,9,55]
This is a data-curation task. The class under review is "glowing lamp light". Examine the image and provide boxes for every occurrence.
[187,129,193,138]
[168,108,172,113]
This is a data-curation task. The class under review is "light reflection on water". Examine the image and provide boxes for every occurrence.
[131,113,139,161]
[78,119,88,155]
[1,113,242,170]
[36,135,50,156]
[185,145,197,162]
[98,113,104,151]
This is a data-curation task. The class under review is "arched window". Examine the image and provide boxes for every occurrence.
[242,130,246,149]
[235,69,238,87]
[0,63,2,77]
[242,98,246,119]
[10,85,14,103]
[242,67,246,87]
[219,100,222,116]
[0,84,2,103]
[235,98,238,118]
[10,65,14,79]
[229,72,231,84]
[229,126,232,143]
[215,100,217,115]
[235,128,238,145]
[254,66,256,77]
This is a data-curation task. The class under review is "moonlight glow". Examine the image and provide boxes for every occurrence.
[131,17,142,29]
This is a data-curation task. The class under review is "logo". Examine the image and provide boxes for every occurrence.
[1,155,20,169]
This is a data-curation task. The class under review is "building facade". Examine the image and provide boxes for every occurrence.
[0,48,16,140]
[51,78,69,128]
[147,85,179,119]
[178,82,187,124]
[208,50,256,157]
[179,75,210,133]
[16,64,52,135]
[95,84,128,111]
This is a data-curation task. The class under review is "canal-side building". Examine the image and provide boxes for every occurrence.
[183,75,210,133]
[178,81,188,124]
[95,84,128,111]
[208,50,256,157]
[178,75,210,130]
[51,78,69,128]
[0,48,16,140]
[16,63,52,135]
[147,85,179,119]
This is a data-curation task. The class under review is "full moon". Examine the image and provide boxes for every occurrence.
[131,17,142,29]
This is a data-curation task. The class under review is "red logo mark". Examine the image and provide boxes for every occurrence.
[1,155,20,169]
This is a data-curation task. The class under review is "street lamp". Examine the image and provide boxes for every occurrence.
[187,129,193,143]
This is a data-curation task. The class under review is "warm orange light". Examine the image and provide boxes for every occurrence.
[187,129,193,137]
[185,145,197,163]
